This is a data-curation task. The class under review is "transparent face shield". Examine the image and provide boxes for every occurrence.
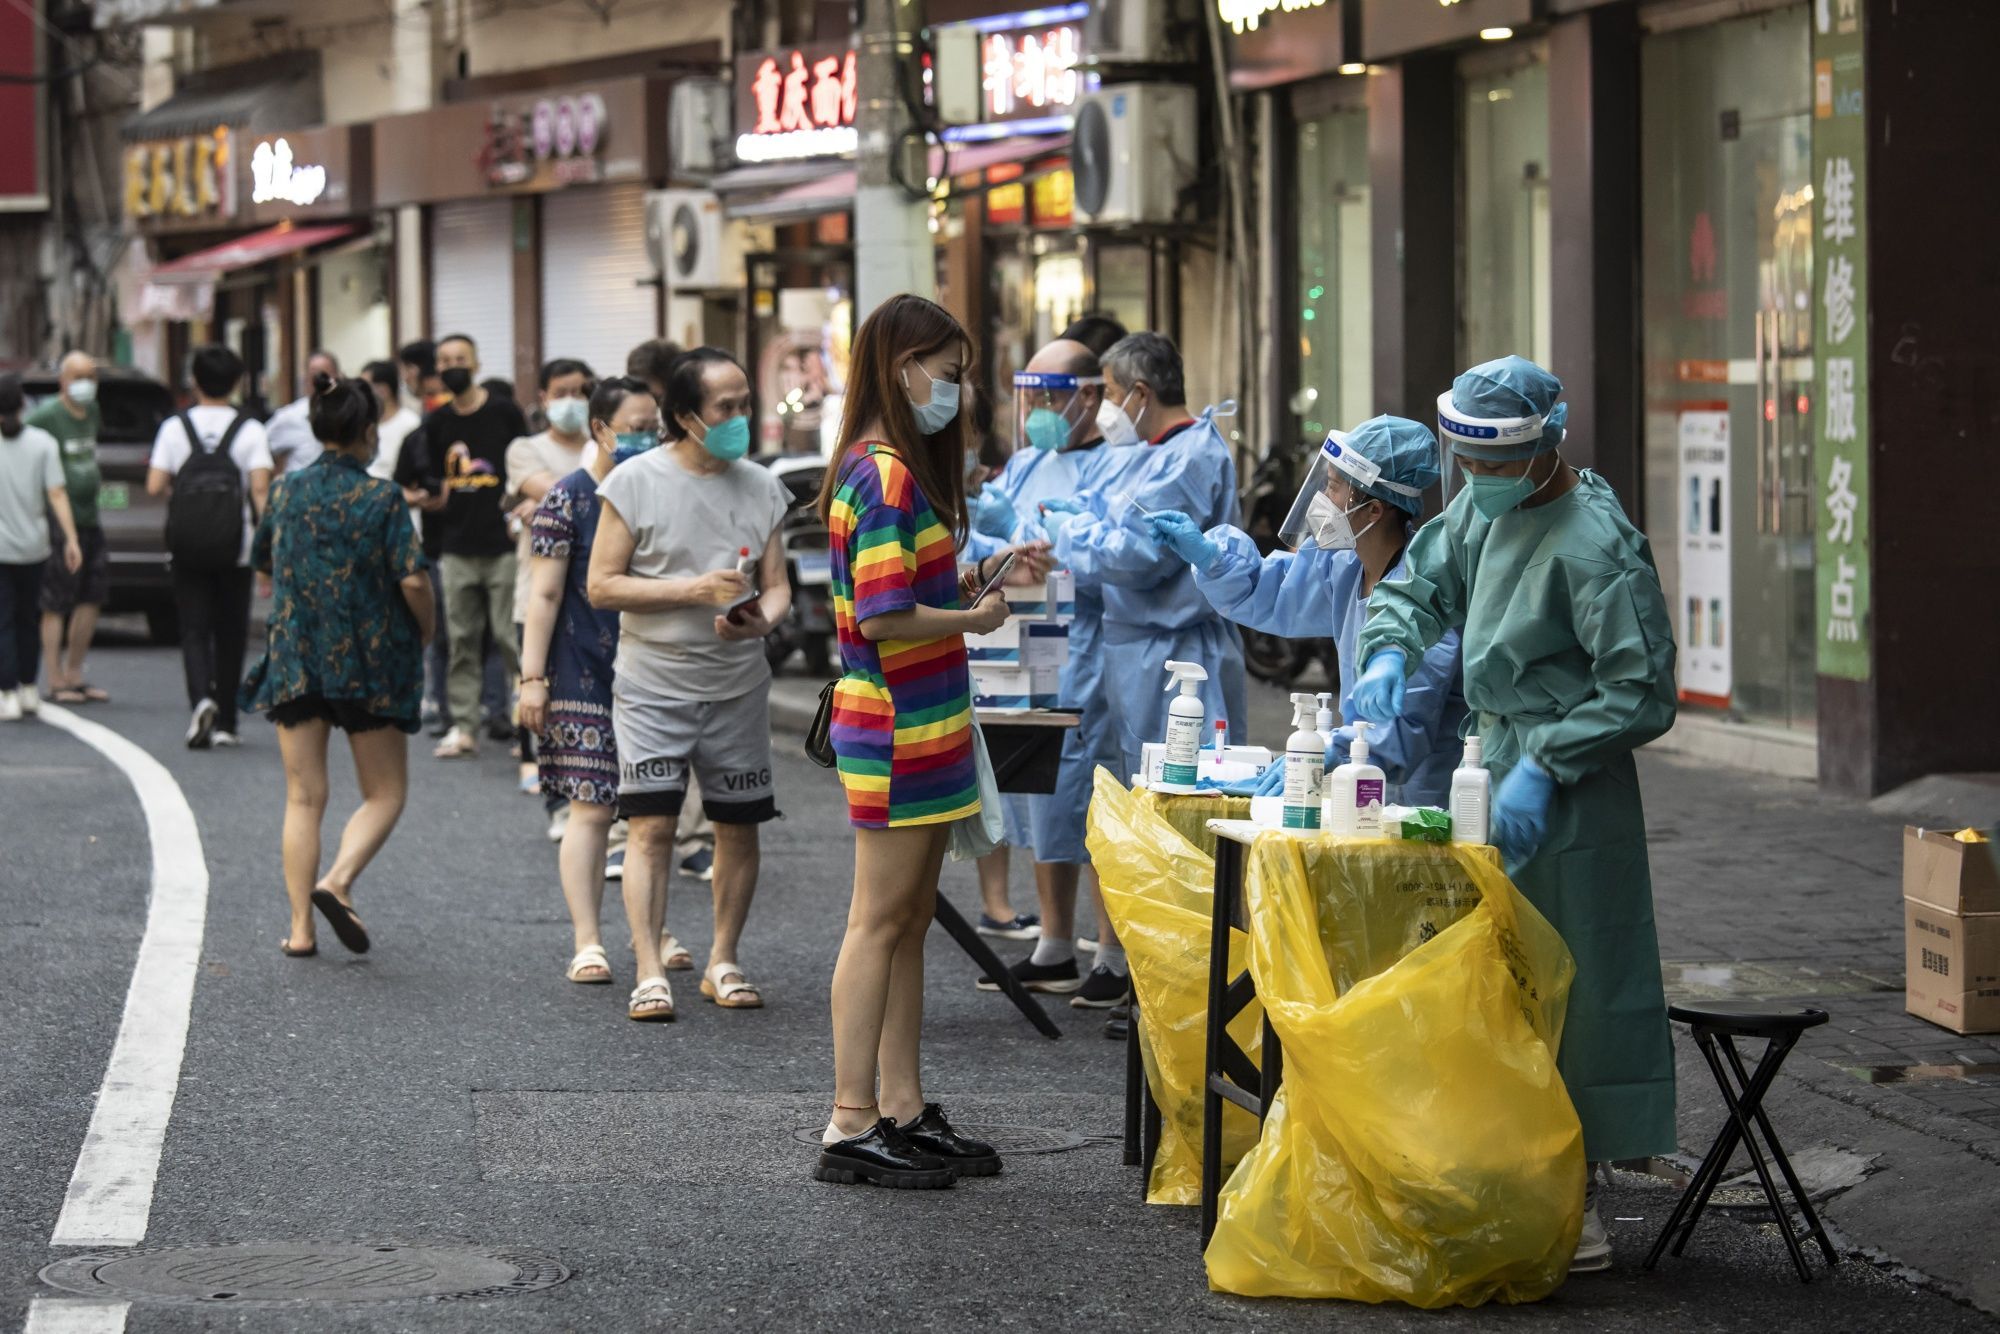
[1278,431,1422,550]
[1012,371,1102,454]
[1435,390,1549,503]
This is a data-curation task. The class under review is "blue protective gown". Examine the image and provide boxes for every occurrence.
[1191,526,1469,807]
[1357,470,1678,1163]
[1055,408,1249,784]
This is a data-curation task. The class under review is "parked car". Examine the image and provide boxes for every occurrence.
[19,366,179,642]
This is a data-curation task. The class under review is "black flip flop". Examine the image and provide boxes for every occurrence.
[310,889,371,954]
[280,938,318,957]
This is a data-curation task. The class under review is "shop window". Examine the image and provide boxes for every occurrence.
[1459,51,1551,370]
[1294,104,1371,442]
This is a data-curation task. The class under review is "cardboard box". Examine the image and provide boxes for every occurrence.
[966,619,1069,670]
[1904,827,2000,914]
[1904,898,2000,1035]
[972,661,1062,710]
[1004,571,1076,623]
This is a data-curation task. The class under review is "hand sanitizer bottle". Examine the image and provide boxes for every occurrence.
[1328,721,1385,836]
[1283,694,1323,830]
[1157,660,1208,793]
[1451,735,1491,845]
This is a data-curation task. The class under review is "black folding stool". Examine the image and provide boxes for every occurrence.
[1645,1002,1839,1282]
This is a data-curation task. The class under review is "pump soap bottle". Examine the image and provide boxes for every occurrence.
[1283,694,1324,830]
[1156,660,1209,793]
[1327,721,1386,836]
[1451,735,1491,845]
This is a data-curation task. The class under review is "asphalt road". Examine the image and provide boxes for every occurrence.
[2,639,1995,1331]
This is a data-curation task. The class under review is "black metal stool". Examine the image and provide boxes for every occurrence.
[1646,1002,1839,1282]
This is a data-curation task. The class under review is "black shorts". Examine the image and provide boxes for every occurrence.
[267,695,415,735]
[616,787,777,825]
[40,524,110,615]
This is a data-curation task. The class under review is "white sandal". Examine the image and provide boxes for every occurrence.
[700,961,764,1010]
[627,976,675,1022]
[566,944,612,984]
[660,933,694,971]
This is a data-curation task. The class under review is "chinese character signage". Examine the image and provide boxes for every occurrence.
[1811,0,1869,681]
[483,92,610,188]
[734,42,858,163]
[979,22,1082,124]
[124,128,237,228]
[241,125,370,222]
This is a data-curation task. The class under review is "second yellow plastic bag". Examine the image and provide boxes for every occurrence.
[1205,834,1584,1307]
[1087,769,1262,1205]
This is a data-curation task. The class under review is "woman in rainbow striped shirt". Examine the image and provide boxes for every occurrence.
[816,296,1012,1189]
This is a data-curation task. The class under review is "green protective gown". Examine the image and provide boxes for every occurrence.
[1358,469,1678,1163]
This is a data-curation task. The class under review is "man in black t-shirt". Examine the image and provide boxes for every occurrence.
[426,333,531,758]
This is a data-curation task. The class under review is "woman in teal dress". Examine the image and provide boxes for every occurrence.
[241,374,436,958]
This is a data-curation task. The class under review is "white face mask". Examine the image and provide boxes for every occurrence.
[1096,390,1140,448]
[1307,493,1378,550]
[66,378,98,407]
[545,396,588,435]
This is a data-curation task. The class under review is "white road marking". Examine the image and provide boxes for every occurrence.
[22,1300,129,1334]
[38,704,208,1248]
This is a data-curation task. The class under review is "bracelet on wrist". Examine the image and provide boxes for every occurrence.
[519,675,549,687]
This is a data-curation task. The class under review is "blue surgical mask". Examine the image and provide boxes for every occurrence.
[1461,461,1555,520]
[903,361,961,436]
[695,414,751,462]
[613,431,658,465]
[546,397,588,435]
[1025,406,1071,452]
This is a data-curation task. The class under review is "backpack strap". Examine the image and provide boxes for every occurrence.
[177,410,202,454]
[217,410,249,455]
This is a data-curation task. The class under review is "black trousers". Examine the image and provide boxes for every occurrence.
[0,560,45,691]
[172,565,253,730]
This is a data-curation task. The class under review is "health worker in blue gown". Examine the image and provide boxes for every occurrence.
[1351,354,1678,1274]
[965,339,1148,1001]
[1145,414,1468,805]
[1040,332,1248,788]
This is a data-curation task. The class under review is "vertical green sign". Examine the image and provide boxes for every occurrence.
[1811,0,1869,680]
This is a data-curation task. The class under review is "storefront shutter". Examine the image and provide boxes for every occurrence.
[428,199,516,374]
[539,183,658,383]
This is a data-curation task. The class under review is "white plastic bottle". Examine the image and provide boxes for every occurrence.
[1328,721,1386,836]
[1451,734,1492,845]
[1314,692,1335,744]
[1282,694,1324,830]
[1157,660,1209,792]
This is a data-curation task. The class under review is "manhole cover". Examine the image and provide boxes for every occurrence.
[790,1123,1095,1155]
[40,1243,568,1307]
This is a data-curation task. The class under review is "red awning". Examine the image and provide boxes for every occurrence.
[148,222,360,283]
[723,135,1072,224]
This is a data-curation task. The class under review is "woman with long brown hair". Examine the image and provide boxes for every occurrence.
[815,295,1011,1188]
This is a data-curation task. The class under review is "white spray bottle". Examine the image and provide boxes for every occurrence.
[1451,735,1491,845]
[1283,693,1324,830]
[1327,721,1385,835]
[1157,660,1209,792]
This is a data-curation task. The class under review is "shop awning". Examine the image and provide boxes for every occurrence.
[147,222,360,284]
[722,135,1071,223]
[119,55,321,142]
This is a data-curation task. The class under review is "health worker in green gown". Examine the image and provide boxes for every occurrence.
[1349,354,1677,1274]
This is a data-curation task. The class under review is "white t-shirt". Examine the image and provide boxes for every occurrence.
[505,430,587,621]
[0,425,64,563]
[370,405,424,538]
[265,396,322,474]
[148,406,274,567]
[596,446,790,701]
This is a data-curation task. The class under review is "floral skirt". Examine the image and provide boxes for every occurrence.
[538,696,618,807]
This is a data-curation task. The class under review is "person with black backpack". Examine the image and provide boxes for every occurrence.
[147,344,274,749]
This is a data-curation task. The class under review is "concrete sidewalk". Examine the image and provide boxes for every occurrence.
[769,666,2000,1314]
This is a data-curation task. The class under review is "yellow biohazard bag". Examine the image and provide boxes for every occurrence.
[1086,770,1262,1205]
[1204,833,1584,1307]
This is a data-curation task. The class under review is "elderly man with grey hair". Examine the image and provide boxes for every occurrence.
[265,349,340,476]
[29,350,111,703]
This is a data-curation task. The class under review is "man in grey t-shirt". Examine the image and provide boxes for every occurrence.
[588,349,790,1021]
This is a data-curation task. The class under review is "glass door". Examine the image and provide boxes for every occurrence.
[1640,7,1816,729]
[1459,46,1552,370]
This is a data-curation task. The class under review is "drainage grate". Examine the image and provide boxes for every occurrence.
[40,1243,568,1307]
[790,1122,1097,1155]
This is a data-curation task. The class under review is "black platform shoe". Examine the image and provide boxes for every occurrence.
[898,1103,1002,1178]
[815,1119,955,1189]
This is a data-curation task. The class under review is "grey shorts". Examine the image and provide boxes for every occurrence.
[612,678,776,824]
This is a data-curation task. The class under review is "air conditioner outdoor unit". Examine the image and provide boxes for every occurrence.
[1085,0,1191,64]
[668,78,731,179]
[645,189,746,292]
[1070,84,1197,226]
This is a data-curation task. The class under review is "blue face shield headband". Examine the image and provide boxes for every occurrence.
[1013,371,1102,453]
[1435,391,1554,463]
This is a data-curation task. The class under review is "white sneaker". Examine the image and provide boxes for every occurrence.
[0,691,20,722]
[211,730,241,748]
[186,698,217,749]
[1573,1178,1612,1273]
[546,804,571,842]
[16,685,39,716]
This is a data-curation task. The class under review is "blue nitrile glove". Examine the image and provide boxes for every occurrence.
[1350,649,1408,724]
[1323,726,1354,771]
[1491,756,1557,871]
[1039,497,1082,540]
[973,487,1018,540]
[1145,509,1220,568]
[1254,763,1286,797]
[1198,772,1268,798]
